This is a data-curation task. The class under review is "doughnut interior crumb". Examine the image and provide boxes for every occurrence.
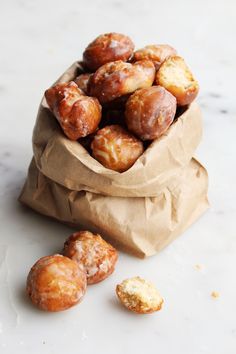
[156,56,199,106]
[194,264,203,271]
[160,58,194,88]
[116,276,163,314]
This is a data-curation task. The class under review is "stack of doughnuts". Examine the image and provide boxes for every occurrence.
[45,33,199,173]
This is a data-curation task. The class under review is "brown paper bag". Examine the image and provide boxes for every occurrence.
[19,61,209,257]
[19,158,208,257]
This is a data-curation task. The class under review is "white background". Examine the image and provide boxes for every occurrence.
[0,0,236,353]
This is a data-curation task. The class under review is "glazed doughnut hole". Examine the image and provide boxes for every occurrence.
[156,55,199,106]
[63,231,118,285]
[58,95,101,140]
[91,125,144,172]
[88,60,155,104]
[125,86,177,141]
[45,81,102,140]
[45,81,84,112]
[133,44,177,70]
[26,254,87,312]
[74,73,92,94]
[83,32,134,71]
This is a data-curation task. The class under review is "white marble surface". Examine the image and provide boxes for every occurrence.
[1,0,236,353]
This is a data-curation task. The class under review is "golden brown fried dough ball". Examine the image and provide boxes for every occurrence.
[156,56,199,106]
[45,82,101,140]
[133,44,177,70]
[91,125,144,172]
[45,81,84,112]
[83,32,134,71]
[63,231,118,285]
[125,86,177,141]
[74,73,92,94]
[88,60,155,104]
[116,276,164,314]
[26,254,87,312]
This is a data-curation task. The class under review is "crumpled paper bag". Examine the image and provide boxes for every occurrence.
[19,61,209,257]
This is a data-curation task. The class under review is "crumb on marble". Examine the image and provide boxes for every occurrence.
[194,264,203,271]
[211,291,220,299]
